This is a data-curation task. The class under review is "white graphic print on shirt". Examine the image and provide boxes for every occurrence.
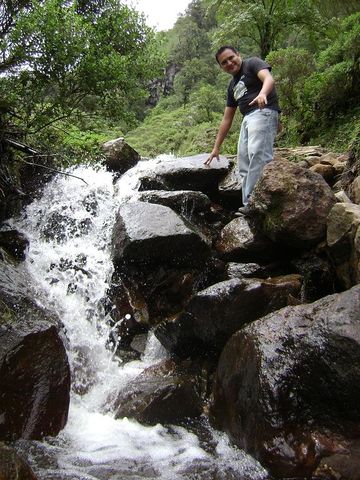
[233,79,247,101]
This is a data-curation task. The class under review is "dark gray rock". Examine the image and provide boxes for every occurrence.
[138,154,229,195]
[210,284,360,477]
[137,190,211,217]
[111,202,211,268]
[154,275,302,358]
[114,359,203,425]
[0,294,70,441]
[0,230,29,261]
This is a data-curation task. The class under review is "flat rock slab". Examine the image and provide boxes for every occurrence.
[138,154,229,193]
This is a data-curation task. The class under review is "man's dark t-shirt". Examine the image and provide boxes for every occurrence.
[226,57,280,116]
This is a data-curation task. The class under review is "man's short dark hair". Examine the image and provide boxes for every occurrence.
[215,46,238,64]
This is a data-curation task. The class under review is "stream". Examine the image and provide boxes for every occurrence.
[8,157,268,479]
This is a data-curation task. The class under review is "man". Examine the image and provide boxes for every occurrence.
[205,46,280,214]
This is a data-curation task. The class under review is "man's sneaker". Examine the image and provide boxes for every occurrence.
[234,205,250,217]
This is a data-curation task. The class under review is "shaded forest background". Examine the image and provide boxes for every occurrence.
[0,0,359,169]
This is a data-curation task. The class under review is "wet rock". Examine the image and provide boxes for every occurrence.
[107,273,149,325]
[210,284,360,477]
[111,202,211,268]
[138,154,229,196]
[114,359,203,425]
[327,202,360,289]
[40,211,93,243]
[350,176,360,204]
[137,190,220,238]
[218,161,242,199]
[108,312,148,358]
[102,137,140,175]
[290,251,336,302]
[225,261,291,280]
[0,442,38,479]
[215,216,278,262]
[248,160,337,249]
[315,438,360,480]
[0,229,29,261]
[154,275,302,358]
[137,190,211,217]
[0,294,70,441]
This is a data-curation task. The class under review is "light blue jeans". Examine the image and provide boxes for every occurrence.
[237,108,279,205]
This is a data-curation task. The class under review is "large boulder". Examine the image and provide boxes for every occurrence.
[111,202,211,268]
[327,202,360,289]
[0,295,70,441]
[154,275,302,358]
[215,215,278,263]
[110,202,212,326]
[137,154,229,196]
[102,137,140,175]
[114,359,203,425]
[248,160,337,249]
[210,285,360,478]
[136,190,221,238]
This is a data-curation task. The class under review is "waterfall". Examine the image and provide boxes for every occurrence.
[10,159,268,479]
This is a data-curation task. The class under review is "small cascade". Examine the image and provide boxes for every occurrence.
[9,160,268,479]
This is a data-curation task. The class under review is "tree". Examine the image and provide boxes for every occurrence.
[266,47,315,114]
[189,83,224,122]
[210,0,326,58]
[173,58,218,105]
[300,12,360,130]
[0,0,163,142]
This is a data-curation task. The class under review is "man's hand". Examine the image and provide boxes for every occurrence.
[249,93,267,109]
[204,148,220,166]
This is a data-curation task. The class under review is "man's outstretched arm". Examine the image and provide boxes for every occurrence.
[204,106,237,165]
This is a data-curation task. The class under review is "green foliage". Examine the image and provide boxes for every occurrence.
[0,0,163,152]
[168,16,211,66]
[189,84,225,122]
[125,97,240,158]
[266,48,315,113]
[173,58,218,104]
[300,12,360,134]
[209,0,325,58]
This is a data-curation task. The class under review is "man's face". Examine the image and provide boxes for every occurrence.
[217,49,242,75]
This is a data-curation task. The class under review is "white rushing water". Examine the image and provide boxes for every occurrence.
[10,159,268,480]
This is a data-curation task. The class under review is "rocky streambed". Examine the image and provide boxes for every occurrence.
[1,140,360,479]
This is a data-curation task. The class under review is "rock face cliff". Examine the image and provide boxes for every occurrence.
[1,141,360,479]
